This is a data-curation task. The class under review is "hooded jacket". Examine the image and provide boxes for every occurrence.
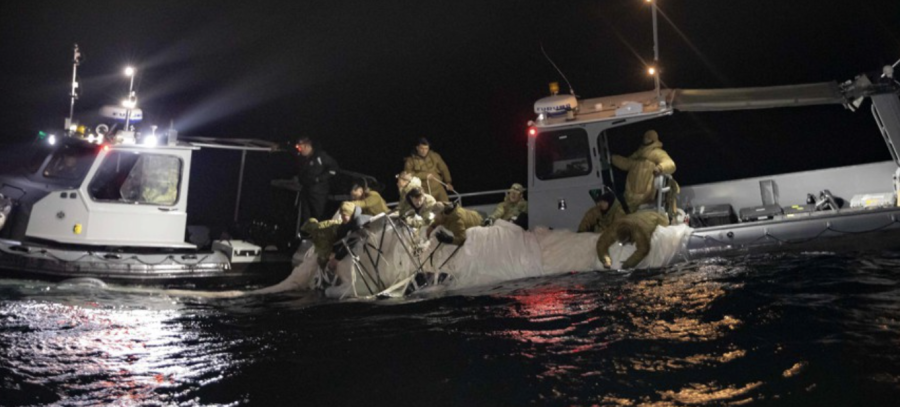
[396,176,422,215]
[404,151,452,202]
[577,198,626,233]
[333,205,372,260]
[595,210,670,269]
[300,218,342,265]
[611,131,676,212]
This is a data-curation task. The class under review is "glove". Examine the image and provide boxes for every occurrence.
[435,230,455,244]
[602,255,612,269]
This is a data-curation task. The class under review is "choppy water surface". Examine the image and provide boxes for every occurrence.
[3,251,900,406]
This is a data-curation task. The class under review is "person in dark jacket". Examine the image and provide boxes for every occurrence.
[296,137,339,226]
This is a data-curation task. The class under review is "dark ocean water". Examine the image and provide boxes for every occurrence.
[3,251,900,406]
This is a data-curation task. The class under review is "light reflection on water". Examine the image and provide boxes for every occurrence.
[484,263,768,405]
[3,252,900,406]
[0,284,248,406]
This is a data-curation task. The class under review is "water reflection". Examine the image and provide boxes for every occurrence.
[0,282,243,405]
[483,263,771,405]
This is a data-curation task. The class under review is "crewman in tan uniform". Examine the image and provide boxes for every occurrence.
[427,202,483,245]
[577,187,626,234]
[404,138,453,202]
[611,130,676,213]
[349,183,388,216]
[595,210,670,269]
[487,183,528,225]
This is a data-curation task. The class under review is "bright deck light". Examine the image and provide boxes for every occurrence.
[48,135,57,145]
[124,66,135,76]
[648,67,656,75]
[143,135,158,146]
[122,99,136,109]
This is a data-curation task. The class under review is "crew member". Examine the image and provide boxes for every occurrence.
[328,202,373,270]
[300,217,342,270]
[595,210,670,269]
[486,183,528,227]
[611,130,676,213]
[296,137,339,226]
[577,187,625,234]
[427,202,483,245]
[349,183,388,216]
[402,187,437,228]
[395,171,422,216]
[404,138,453,202]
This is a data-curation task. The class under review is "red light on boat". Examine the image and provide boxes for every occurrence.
[102,145,110,152]
[527,127,538,137]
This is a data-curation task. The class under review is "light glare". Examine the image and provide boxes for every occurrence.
[143,135,158,146]
[124,66,135,76]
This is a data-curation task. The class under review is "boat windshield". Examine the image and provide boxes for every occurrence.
[42,143,97,182]
[88,151,183,206]
[534,128,592,180]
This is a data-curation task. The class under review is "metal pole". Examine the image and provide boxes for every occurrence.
[234,150,247,222]
[651,0,662,104]
[68,44,80,128]
[124,73,135,131]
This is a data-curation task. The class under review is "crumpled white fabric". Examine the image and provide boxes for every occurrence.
[268,218,693,298]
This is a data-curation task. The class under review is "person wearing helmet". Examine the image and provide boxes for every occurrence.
[611,130,676,213]
[486,183,528,227]
[577,187,626,233]
[404,138,453,203]
[296,137,339,226]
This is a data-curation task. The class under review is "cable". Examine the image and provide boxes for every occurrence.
[540,43,576,96]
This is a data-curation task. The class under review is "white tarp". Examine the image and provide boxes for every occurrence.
[261,218,693,298]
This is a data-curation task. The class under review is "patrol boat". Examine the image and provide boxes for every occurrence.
[525,65,900,259]
[0,47,291,287]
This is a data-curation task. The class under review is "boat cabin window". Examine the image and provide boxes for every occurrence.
[42,144,96,181]
[88,152,183,206]
[535,128,592,180]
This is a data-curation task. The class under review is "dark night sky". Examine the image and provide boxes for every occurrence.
[1,1,899,225]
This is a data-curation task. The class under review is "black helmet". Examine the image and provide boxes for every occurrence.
[589,186,616,204]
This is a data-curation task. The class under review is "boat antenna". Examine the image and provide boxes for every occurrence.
[66,44,82,131]
[540,43,576,96]
[647,0,663,106]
